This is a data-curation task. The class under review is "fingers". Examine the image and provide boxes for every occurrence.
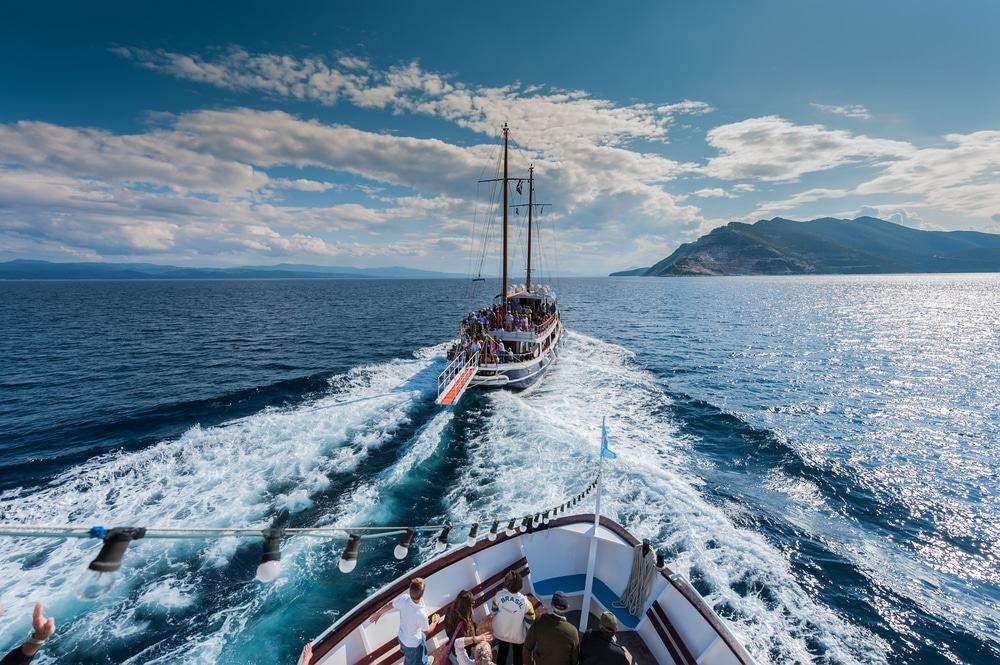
[33,602,43,628]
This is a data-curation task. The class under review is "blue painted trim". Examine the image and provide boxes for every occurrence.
[532,574,640,630]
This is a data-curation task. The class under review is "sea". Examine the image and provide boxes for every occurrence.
[0,275,997,665]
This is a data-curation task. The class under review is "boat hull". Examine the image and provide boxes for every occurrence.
[469,322,562,392]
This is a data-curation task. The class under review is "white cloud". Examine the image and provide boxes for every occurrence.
[690,187,735,198]
[113,46,714,158]
[732,183,755,192]
[855,131,1000,218]
[750,188,851,219]
[0,105,703,268]
[854,206,927,229]
[704,116,913,182]
[811,103,872,120]
[657,100,715,116]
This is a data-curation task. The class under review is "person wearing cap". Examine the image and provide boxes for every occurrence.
[523,592,578,665]
[579,612,630,665]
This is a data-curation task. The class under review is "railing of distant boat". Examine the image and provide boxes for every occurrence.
[485,311,560,342]
[436,349,480,400]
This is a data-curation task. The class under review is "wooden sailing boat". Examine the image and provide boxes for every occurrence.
[437,124,563,405]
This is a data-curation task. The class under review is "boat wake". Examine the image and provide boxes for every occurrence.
[0,334,892,664]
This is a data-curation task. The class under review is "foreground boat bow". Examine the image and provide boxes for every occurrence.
[306,514,754,665]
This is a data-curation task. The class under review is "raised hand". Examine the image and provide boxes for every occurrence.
[32,602,55,641]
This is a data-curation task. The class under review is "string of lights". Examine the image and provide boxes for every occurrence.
[0,476,600,599]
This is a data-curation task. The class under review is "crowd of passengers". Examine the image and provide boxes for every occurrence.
[300,573,631,665]
[446,303,557,365]
[447,337,531,365]
[463,302,556,337]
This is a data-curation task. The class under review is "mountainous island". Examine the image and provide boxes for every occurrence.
[0,260,466,280]
[612,216,1000,276]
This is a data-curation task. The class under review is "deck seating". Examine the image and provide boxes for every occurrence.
[531,574,640,630]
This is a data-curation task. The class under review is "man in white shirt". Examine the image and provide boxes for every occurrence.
[370,578,441,665]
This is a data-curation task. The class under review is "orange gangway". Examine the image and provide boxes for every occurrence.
[436,351,479,405]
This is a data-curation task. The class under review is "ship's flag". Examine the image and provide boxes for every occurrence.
[600,417,617,459]
[516,179,523,194]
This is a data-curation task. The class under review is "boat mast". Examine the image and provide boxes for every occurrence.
[501,123,509,308]
[526,163,533,293]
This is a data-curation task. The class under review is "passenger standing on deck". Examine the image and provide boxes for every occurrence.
[578,612,629,665]
[490,571,535,665]
[445,590,493,665]
[370,578,441,665]
[523,592,578,665]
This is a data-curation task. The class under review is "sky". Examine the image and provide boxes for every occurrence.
[1,0,999,274]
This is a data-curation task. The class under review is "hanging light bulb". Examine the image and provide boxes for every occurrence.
[255,528,285,583]
[543,510,551,525]
[394,527,416,560]
[339,534,361,573]
[488,521,499,541]
[504,519,516,537]
[76,527,146,601]
[466,524,479,547]
[435,525,452,553]
[520,517,531,533]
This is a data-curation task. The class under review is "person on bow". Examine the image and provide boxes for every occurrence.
[523,592,578,665]
[370,578,441,665]
[490,571,535,665]
[578,612,629,665]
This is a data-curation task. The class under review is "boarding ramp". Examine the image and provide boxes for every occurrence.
[436,350,479,405]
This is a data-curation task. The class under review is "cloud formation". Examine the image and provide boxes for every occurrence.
[3,46,998,271]
[704,116,914,182]
[810,103,872,120]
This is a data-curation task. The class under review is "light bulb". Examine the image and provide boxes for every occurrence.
[339,534,361,574]
[394,527,415,560]
[256,560,282,582]
[487,531,497,541]
[434,539,447,553]
[75,568,119,600]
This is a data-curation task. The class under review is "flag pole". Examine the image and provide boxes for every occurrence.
[579,417,606,632]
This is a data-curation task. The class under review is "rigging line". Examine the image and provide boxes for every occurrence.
[468,133,503,307]
[476,148,503,284]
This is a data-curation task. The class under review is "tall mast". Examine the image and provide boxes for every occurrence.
[501,123,509,307]
[526,163,534,292]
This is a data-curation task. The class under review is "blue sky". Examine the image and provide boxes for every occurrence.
[2,1,999,273]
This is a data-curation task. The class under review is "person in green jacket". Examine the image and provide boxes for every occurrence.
[523,592,579,665]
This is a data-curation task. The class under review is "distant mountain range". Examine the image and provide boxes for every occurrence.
[611,216,1000,276]
[0,260,467,280]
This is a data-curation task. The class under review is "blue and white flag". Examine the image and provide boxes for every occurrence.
[600,417,617,459]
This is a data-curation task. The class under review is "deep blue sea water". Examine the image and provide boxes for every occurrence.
[0,276,997,664]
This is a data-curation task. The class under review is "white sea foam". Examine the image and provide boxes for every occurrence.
[0,350,442,658]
